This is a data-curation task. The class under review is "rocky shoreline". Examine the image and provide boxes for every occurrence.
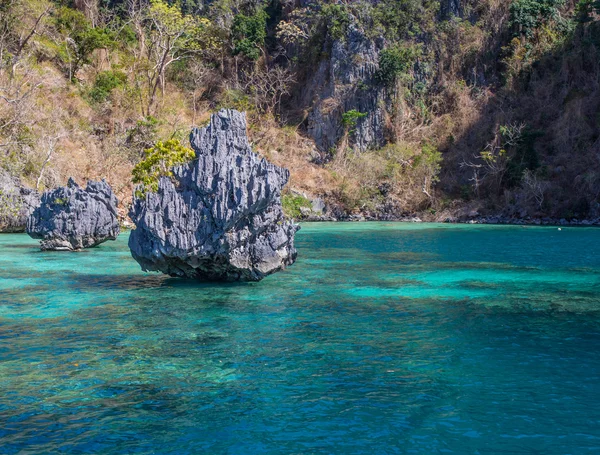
[301,211,600,226]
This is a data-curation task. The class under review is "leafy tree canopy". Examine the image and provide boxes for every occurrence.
[231,10,268,60]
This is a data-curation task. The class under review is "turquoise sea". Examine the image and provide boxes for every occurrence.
[1,223,600,454]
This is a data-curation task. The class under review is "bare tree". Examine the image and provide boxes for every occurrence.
[74,0,99,27]
[186,61,212,124]
[243,65,295,114]
[522,169,548,211]
[36,134,64,191]
[461,122,526,194]
[0,70,42,153]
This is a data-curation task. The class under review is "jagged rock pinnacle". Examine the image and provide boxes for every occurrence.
[128,109,299,281]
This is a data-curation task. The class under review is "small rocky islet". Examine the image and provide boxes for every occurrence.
[20,109,299,281]
[128,109,299,281]
[26,178,120,251]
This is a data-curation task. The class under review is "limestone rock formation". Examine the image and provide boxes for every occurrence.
[0,170,40,233]
[128,109,299,281]
[27,178,120,250]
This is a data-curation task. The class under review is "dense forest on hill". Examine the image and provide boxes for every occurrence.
[1,0,600,221]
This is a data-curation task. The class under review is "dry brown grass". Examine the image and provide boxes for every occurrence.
[248,116,335,198]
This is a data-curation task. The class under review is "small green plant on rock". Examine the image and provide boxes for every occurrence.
[342,110,368,134]
[0,190,21,221]
[377,45,420,86]
[53,197,68,206]
[281,193,312,219]
[132,139,195,198]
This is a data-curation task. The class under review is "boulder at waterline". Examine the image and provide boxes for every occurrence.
[0,170,40,233]
[27,178,120,251]
[128,109,299,281]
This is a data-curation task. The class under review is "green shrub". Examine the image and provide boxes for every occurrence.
[509,0,565,37]
[132,139,195,197]
[88,70,128,103]
[232,10,268,60]
[282,194,311,219]
[320,4,350,41]
[342,110,368,133]
[371,0,421,40]
[377,45,420,85]
[218,89,254,113]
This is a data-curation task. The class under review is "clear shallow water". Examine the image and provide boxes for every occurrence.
[1,223,600,454]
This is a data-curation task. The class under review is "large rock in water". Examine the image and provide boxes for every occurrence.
[27,178,120,251]
[128,109,299,281]
[0,170,40,232]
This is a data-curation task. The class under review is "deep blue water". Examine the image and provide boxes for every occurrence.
[1,223,600,454]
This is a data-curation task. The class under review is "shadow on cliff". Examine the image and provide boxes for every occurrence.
[438,21,600,219]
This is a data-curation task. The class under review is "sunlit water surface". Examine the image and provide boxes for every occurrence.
[1,223,600,454]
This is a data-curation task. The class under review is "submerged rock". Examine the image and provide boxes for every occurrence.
[27,178,120,250]
[0,170,40,233]
[128,109,299,281]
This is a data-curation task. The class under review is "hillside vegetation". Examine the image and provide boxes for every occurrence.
[1,0,600,220]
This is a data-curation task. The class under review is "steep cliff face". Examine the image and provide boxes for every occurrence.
[440,0,461,19]
[304,20,386,153]
[27,178,120,250]
[0,171,39,233]
[128,109,299,282]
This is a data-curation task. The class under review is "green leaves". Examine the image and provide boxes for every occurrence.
[281,194,311,219]
[377,45,420,85]
[53,6,116,79]
[509,0,565,37]
[131,139,195,198]
[88,70,127,103]
[342,110,367,133]
[371,0,421,40]
[320,4,350,41]
[231,10,268,60]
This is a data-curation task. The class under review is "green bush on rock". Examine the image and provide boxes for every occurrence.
[132,139,195,197]
[282,194,312,219]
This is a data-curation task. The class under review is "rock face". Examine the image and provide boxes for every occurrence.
[441,0,461,18]
[27,178,120,250]
[0,170,40,232]
[128,109,299,282]
[303,20,386,153]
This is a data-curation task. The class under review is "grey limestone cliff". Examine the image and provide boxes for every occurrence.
[128,109,299,282]
[0,170,40,233]
[27,178,120,250]
[304,20,386,153]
